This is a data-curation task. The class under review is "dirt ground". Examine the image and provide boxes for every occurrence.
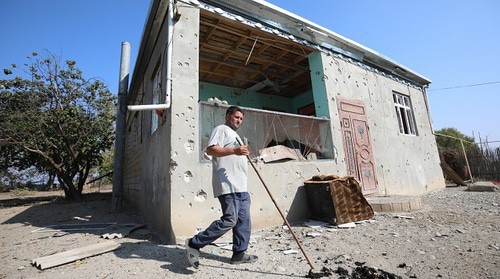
[0,184,498,279]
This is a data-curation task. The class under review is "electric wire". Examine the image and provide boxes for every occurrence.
[429,81,500,91]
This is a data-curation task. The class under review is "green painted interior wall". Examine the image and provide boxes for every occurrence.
[290,90,314,113]
[308,52,330,117]
[200,82,313,114]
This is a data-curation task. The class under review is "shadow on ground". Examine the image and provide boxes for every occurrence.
[1,192,135,229]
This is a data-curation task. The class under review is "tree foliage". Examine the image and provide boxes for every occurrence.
[435,127,481,180]
[0,51,116,200]
[93,148,114,184]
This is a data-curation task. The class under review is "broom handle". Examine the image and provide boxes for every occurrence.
[236,137,315,270]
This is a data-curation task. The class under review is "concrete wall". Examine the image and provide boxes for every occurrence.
[168,6,205,240]
[315,52,445,195]
[174,159,344,240]
[141,19,175,241]
[123,102,143,206]
[124,5,177,242]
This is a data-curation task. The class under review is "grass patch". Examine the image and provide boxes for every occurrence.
[9,188,37,197]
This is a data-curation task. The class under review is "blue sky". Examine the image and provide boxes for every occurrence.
[1,0,499,146]
[0,0,148,93]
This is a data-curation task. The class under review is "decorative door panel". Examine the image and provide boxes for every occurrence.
[338,98,378,194]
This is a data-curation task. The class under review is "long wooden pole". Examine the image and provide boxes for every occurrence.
[236,137,316,271]
[460,140,474,182]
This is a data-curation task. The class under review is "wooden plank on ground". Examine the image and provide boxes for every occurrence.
[441,161,467,186]
[32,241,120,270]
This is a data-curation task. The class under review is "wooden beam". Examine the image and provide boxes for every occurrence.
[199,68,257,84]
[201,43,309,73]
[201,20,310,57]
[440,161,467,186]
[32,241,120,270]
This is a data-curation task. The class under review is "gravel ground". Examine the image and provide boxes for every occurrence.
[0,185,498,278]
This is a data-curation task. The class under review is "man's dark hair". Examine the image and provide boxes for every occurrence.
[226,105,244,116]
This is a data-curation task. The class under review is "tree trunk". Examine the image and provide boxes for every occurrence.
[59,175,82,201]
[46,172,55,190]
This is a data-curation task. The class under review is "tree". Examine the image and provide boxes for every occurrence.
[92,148,114,184]
[0,51,116,200]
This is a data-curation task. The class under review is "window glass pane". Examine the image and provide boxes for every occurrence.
[397,95,403,105]
[403,96,410,107]
[395,107,403,133]
[406,108,417,135]
[401,107,409,134]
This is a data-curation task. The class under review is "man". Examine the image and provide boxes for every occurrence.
[185,106,258,269]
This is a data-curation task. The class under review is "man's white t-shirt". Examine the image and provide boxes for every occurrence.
[206,124,248,197]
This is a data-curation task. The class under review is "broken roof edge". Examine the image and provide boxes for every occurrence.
[203,0,432,86]
[128,0,431,104]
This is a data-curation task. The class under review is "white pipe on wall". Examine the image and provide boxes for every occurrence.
[128,104,170,111]
[127,0,175,111]
[164,0,174,109]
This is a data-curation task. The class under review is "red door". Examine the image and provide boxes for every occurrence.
[338,98,378,194]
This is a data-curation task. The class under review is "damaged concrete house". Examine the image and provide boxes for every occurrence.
[120,0,445,243]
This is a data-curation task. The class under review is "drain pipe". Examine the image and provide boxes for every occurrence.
[422,84,434,132]
[128,0,175,111]
[112,41,131,212]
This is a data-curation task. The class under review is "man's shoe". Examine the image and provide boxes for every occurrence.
[185,238,200,269]
[230,252,258,265]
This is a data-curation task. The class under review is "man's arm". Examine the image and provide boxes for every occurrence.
[206,145,249,157]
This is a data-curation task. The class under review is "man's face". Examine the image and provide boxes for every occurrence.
[225,111,244,131]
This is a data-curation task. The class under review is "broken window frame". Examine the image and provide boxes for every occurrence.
[199,102,334,162]
[393,92,417,136]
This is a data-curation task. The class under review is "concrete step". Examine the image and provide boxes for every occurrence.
[366,195,422,213]
[466,181,498,192]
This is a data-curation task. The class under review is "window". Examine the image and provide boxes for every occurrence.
[200,103,334,161]
[151,65,161,134]
[393,92,417,135]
